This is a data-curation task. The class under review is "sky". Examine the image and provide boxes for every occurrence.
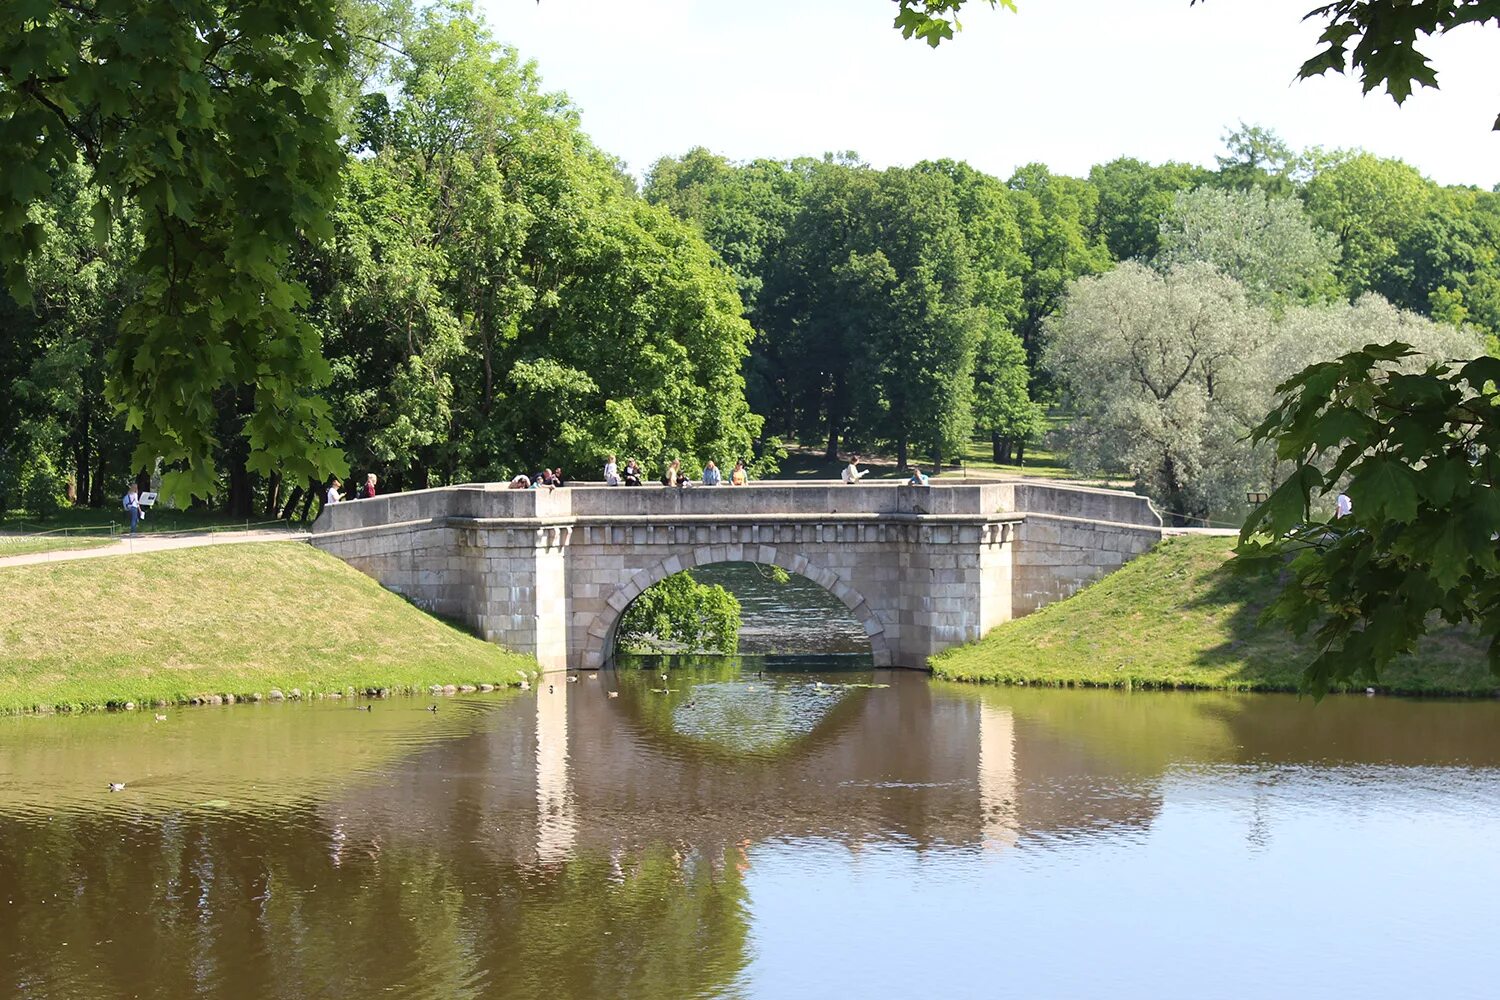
[477,0,1499,189]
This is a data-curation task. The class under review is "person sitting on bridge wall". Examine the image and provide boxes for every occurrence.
[701,460,721,485]
[509,474,531,490]
[663,459,693,488]
[604,455,620,486]
[623,459,642,486]
[730,459,748,485]
[841,455,868,484]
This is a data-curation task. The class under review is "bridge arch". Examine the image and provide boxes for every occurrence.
[582,546,894,670]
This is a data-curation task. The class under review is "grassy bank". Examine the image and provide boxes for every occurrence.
[931,536,1495,695]
[0,542,535,713]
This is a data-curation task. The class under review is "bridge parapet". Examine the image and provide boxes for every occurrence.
[310,480,1163,670]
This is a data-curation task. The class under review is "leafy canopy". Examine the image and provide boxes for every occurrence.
[1238,347,1500,693]
[0,0,351,503]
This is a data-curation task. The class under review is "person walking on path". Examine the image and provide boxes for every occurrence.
[701,460,721,486]
[841,455,868,484]
[730,460,748,486]
[122,484,142,534]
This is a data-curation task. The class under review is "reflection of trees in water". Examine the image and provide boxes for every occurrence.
[0,809,750,1000]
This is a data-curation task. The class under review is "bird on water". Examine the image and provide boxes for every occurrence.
[107,782,125,793]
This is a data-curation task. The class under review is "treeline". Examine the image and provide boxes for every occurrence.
[2,2,762,518]
[645,130,1500,490]
[3,2,1497,523]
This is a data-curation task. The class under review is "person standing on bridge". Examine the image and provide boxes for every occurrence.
[604,455,620,486]
[361,473,378,499]
[325,478,343,507]
[701,460,721,486]
[730,460,748,486]
[841,455,868,484]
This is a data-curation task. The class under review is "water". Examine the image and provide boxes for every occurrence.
[2,672,1499,999]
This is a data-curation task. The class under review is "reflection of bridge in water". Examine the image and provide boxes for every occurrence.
[322,674,1164,863]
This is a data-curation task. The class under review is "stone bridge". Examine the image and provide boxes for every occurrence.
[309,481,1163,670]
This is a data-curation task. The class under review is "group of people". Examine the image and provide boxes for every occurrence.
[324,473,378,506]
[602,455,750,488]
[508,467,567,491]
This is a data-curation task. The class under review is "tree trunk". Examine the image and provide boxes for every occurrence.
[931,444,942,473]
[897,436,908,470]
[991,432,1004,465]
[297,481,316,521]
[263,472,282,518]
[825,426,839,460]
[280,486,305,521]
[227,461,252,519]
[1014,441,1026,466]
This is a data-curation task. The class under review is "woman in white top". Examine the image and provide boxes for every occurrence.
[841,455,868,484]
[604,455,620,486]
[325,478,343,506]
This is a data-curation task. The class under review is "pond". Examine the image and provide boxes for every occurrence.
[2,668,1498,999]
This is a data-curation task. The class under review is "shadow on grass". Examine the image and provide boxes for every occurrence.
[1186,542,1496,697]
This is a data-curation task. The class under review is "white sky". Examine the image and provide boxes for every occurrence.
[478,0,1499,189]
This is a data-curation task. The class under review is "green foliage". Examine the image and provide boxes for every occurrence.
[1089,157,1212,261]
[1046,262,1482,523]
[0,0,352,503]
[1239,346,1500,693]
[1288,0,1500,126]
[1305,152,1433,295]
[618,571,743,654]
[1158,187,1340,308]
[892,0,1013,46]
[18,448,65,520]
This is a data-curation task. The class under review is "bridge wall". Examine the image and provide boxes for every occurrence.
[309,482,1161,670]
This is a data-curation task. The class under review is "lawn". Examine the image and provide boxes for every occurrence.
[0,542,536,713]
[0,535,116,558]
[932,535,1495,696]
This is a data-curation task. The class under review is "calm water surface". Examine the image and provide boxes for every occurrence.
[2,670,1498,999]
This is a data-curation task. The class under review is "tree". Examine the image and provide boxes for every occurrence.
[618,571,743,654]
[1045,262,1260,521]
[1089,157,1211,261]
[1007,163,1112,373]
[972,327,1044,464]
[1,0,352,503]
[1045,262,1480,523]
[1214,122,1297,196]
[1239,346,1500,692]
[1158,187,1340,308]
[1304,152,1433,296]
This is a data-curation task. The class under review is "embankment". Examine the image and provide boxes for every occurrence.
[931,536,1495,695]
[0,542,535,713]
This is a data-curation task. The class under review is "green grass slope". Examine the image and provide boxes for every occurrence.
[0,542,535,713]
[932,536,1495,695]
[0,536,115,557]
